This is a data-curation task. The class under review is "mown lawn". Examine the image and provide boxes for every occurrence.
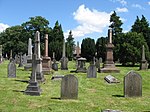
[0,60,150,112]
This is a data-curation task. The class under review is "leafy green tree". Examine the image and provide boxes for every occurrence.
[66,31,75,61]
[81,38,96,61]
[49,21,64,60]
[116,32,150,66]
[95,37,107,61]
[0,25,29,57]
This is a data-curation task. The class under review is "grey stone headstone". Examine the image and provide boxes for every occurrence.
[104,75,119,83]
[22,53,27,65]
[124,71,142,97]
[18,53,24,67]
[61,74,78,99]
[52,62,58,71]
[87,64,97,78]
[8,60,16,78]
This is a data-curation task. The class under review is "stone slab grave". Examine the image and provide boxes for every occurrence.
[87,64,97,78]
[124,71,142,97]
[8,60,16,78]
[104,75,119,83]
[61,74,78,99]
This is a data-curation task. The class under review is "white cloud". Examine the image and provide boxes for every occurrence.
[0,23,9,32]
[148,1,150,5]
[116,7,128,12]
[68,4,111,38]
[110,0,127,6]
[132,4,145,10]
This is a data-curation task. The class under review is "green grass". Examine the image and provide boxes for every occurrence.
[0,60,150,112]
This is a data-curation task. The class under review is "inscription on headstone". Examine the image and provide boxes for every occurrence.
[124,71,142,97]
[8,60,16,78]
[61,74,78,99]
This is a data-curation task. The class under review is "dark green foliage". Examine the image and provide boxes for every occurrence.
[66,31,75,61]
[48,21,64,60]
[95,37,107,62]
[109,11,123,36]
[81,38,96,62]
[115,32,150,66]
[0,25,29,58]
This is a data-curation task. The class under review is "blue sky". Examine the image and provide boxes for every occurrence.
[0,0,150,44]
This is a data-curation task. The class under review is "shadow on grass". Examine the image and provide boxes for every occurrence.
[12,90,24,93]
[116,64,139,67]
[15,79,29,83]
[112,95,124,97]
[51,97,61,100]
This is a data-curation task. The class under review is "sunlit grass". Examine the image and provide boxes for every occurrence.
[0,60,149,112]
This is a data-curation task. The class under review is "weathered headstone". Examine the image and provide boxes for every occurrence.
[87,64,97,78]
[61,74,78,99]
[60,39,68,70]
[22,53,27,65]
[104,75,119,83]
[34,31,45,82]
[18,52,24,67]
[76,57,87,73]
[124,71,142,97]
[42,34,51,74]
[24,54,41,96]
[15,54,20,64]
[8,60,16,78]
[24,38,32,70]
[101,29,120,73]
[140,45,148,70]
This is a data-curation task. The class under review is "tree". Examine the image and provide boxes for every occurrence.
[0,25,29,57]
[109,11,123,36]
[131,15,150,49]
[95,37,107,61]
[116,32,150,66]
[81,38,96,62]
[49,21,64,60]
[66,31,75,61]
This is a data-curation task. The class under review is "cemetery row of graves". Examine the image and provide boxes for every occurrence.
[0,29,150,111]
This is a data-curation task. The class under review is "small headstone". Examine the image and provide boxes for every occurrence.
[52,62,58,71]
[8,60,16,78]
[124,71,142,97]
[61,74,78,99]
[18,53,24,67]
[87,64,97,78]
[104,75,119,83]
[22,53,27,65]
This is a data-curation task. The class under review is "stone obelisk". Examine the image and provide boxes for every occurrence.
[60,39,68,70]
[34,31,45,82]
[24,38,32,70]
[42,34,51,74]
[100,29,120,73]
[140,45,148,70]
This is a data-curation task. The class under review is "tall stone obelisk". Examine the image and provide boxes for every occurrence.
[101,29,120,73]
[34,31,45,82]
[140,45,148,70]
[24,38,32,70]
[60,39,68,70]
[42,34,51,74]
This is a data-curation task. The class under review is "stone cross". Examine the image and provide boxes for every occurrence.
[124,71,142,97]
[61,74,78,99]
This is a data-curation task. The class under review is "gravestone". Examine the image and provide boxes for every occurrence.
[101,29,120,73]
[34,31,45,82]
[24,38,32,70]
[76,57,87,73]
[52,62,58,71]
[61,74,78,99]
[104,75,119,83]
[140,45,148,70]
[22,53,27,65]
[18,53,24,67]
[42,34,51,74]
[60,39,68,70]
[95,58,100,72]
[124,71,142,97]
[87,64,97,78]
[24,54,41,96]
[8,60,16,78]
